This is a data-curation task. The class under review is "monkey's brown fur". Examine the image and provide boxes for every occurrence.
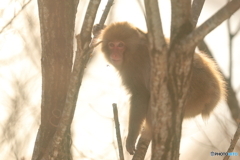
[186,53,226,118]
[100,22,226,154]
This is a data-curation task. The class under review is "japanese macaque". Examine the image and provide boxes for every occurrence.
[100,22,226,155]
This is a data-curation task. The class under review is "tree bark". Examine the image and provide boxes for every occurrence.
[142,0,240,160]
[32,0,79,159]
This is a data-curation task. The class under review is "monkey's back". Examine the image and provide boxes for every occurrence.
[184,53,226,118]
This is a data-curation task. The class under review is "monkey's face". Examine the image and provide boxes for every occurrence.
[108,41,125,68]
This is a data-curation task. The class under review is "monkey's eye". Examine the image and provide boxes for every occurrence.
[108,42,115,48]
[118,42,125,48]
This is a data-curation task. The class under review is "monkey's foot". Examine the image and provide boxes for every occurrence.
[126,144,136,155]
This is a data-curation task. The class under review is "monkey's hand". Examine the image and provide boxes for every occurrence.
[92,24,106,37]
[126,136,136,155]
[90,24,106,47]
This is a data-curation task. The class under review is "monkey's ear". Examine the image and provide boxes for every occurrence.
[135,28,147,43]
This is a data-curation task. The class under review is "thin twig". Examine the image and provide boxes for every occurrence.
[223,123,240,160]
[0,0,32,33]
[112,103,124,160]
[233,20,240,35]
[99,0,114,27]
[90,0,114,47]
[226,0,233,83]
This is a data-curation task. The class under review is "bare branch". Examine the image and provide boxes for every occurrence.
[112,103,124,160]
[144,0,166,53]
[140,1,168,158]
[0,0,32,33]
[99,0,114,28]
[170,0,192,43]
[191,0,205,28]
[183,0,240,51]
[80,0,102,49]
[226,0,240,83]
[90,0,115,46]
[227,17,233,83]
[223,123,240,160]
[233,20,240,35]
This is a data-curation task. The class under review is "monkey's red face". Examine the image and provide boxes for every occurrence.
[108,41,125,67]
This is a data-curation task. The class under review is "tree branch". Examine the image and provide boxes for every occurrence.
[170,0,192,44]
[183,0,240,51]
[112,103,124,160]
[41,1,101,159]
[99,0,114,28]
[80,0,102,49]
[191,0,205,28]
[144,0,166,53]
[223,123,240,160]
[132,0,168,159]
[0,0,32,33]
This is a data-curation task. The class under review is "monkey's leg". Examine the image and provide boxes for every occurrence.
[132,110,152,159]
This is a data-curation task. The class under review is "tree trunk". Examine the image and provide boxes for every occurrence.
[32,0,78,159]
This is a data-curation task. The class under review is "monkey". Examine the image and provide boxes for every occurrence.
[100,22,226,155]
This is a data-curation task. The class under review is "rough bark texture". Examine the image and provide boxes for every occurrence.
[183,0,240,52]
[32,0,79,159]
[191,0,205,27]
[142,0,240,160]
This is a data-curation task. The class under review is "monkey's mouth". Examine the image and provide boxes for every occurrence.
[111,59,122,66]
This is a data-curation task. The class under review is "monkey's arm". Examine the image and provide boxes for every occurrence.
[126,89,150,155]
